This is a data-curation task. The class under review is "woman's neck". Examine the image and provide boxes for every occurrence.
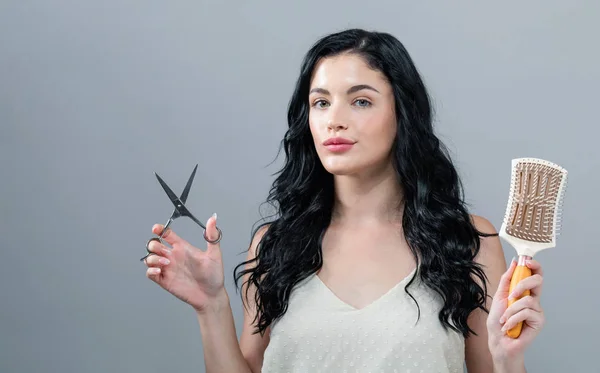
[331,162,404,226]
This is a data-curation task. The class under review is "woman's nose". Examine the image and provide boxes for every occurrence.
[327,120,348,131]
[326,105,349,131]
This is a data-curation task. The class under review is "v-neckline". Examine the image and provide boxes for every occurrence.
[312,267,417,312]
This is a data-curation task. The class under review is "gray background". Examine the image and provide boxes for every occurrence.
[1,1,597,372]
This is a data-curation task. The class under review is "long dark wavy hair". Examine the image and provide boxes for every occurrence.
[234,28,497,338]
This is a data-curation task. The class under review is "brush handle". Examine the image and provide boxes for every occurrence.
[506,255,532,338]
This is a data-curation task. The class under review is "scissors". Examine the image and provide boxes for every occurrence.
[140,164,222,262]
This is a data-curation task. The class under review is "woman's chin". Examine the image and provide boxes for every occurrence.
[321,157,391,178]
[322,161,360,176]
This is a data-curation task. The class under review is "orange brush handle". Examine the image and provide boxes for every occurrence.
[506,261,532,338]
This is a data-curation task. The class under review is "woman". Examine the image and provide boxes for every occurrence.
[143,28,545,373]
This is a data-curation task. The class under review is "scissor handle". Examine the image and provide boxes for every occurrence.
[141,227,222,261]
[140,218,174,261]
[140,237,162,261]
[203,226,222,244]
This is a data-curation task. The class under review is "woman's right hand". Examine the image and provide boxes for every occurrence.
[144,213,226,313]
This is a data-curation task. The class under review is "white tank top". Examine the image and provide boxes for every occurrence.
[260,268,465,373]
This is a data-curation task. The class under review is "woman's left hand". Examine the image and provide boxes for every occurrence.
[486,257,546,362]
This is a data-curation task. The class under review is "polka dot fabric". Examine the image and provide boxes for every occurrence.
[261,269,465,373]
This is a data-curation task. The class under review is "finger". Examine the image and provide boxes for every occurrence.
[146,266,161,280]
[144,254,171,267]
[147,238,173,257]
[152,224,186,247]
[495,257,518,298]
[501,308,544,333]
[499,295,542,324]
[509,274,543,300]
[205,213,221,253]
[525,259,544,277]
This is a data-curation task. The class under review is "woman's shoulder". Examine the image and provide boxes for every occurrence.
[469,214,497,235]
[247,223,272,258]
[468,214,506,274]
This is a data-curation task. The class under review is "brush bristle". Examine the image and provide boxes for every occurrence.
[502,158,568,243]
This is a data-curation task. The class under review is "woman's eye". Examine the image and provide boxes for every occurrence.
[313,100,329,108]
[354,99,371,107]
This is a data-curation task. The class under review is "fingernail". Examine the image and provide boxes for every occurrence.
[212,212,217,221]
[499,316,506,324]
[511,256,516,263]
[148,268,160,275]
[159,258,170,265]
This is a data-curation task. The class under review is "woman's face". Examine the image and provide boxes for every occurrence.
[308,53,397,177]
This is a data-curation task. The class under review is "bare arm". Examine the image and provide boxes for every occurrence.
[197,225,271,373]
[196,289,253,373]
[464,215,526,373]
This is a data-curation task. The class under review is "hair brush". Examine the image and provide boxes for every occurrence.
[498,157,568,338]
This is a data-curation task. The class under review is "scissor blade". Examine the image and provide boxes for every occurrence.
[180,164,198,204]
[174,202,207,230]
[155,172,184,207]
